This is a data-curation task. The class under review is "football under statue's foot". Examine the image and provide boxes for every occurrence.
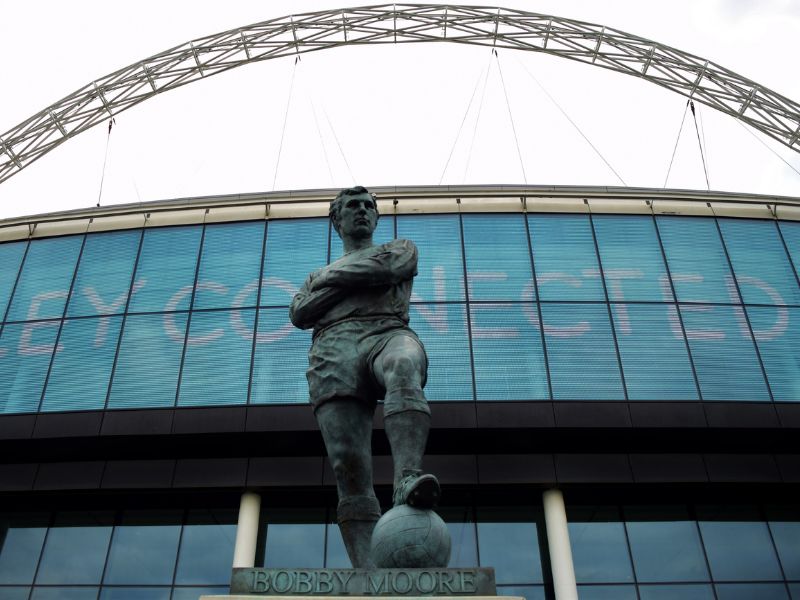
[393,472,440,508]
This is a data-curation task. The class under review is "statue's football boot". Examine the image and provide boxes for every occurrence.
[393,470,441,508]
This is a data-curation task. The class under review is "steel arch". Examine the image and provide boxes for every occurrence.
[2,3,799,185]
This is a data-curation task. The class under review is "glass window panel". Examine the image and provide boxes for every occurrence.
[194,221,264,310]
[578,585,637,600]
[681,304,770,400]
[789,583,800,599]
[471,303,548,400]
[699,518,783,581]
[477,508,543,584]
[36,511,113,585]
[41,316,121,412]
[107,313,186,409]
[397,214,465,303]
[0,587,30,600]
[250,308,312,405]
[0,321,58,413]
[0,513,49,584]
[638,584,715,600]
[171,588,229,600]
[0,241,27,320]
[261,219,328,307]
[463,214,534,301]
[325,523,350,569]
[747,306,800,401]
[570,522,633,583]
[715,583,789,600]
[128,226,201,314]
[612,303,697,400]
[529,214,605,301]
[66,230,140,318]
[439,507,478,569]
[497,585,546,599]
[330,215,395,261]
[30,588,99,600]
[625,507,708,583]
[410,303,472,401]
[178,309,253,407]
[568,507,633,584]
[719,219,800,306]
[542,303,624,400]
[6,235,83,322]
[99,588,171,600]
[263,510,325,569]
[769,519,800,579]
[594,215,671,302]
[103,510,181,585]
[175,509,236,585]
[657,216,733,304]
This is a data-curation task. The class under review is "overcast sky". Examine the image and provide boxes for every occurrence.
[1,0,799,220]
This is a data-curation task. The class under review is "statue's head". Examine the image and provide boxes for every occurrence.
[330,186,380,238]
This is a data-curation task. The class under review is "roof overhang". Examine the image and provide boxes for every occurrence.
[3,184,800,242]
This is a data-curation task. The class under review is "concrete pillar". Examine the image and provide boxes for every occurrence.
[232,491,261,568]
[543,488,578,600]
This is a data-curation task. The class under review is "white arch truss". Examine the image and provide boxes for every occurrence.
[2,3,799,185]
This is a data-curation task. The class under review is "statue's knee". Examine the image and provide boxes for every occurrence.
[381,352,425,387]
[383,352,414,376]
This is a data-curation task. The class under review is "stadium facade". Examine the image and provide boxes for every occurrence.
[0,184,799,600]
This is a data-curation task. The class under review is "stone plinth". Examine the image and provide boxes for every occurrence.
[220,568,497,597]
[201,596,522,600]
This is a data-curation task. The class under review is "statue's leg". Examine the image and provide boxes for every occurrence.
[315,398,380,568]
[373,335,440,507]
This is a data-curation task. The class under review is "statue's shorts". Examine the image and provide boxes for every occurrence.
[307,316,429,417]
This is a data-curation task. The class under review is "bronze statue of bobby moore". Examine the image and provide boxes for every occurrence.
[289,186,439,568]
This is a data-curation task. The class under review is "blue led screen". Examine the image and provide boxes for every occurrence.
[463,213,534,302]
[2,212,800,414]
[593,216,670,302]
[6,235,83,322]
[397,214,465,303]
[127,226,201,314]
[657,216,734,304]
[193,222,264,311]
[529,214,604,301]
[0,240,27,320]
[66,230,140,318]
[261,219,328,307]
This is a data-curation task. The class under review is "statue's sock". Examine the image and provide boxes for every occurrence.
[337,495,381,568]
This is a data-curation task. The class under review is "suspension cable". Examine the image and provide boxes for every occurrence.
[309,95,335,187]
[664,99,690,188]
[462,52,493,183]
[298,62,333,186]
[518,60,626,186]
[698,105,710,173]
[439,62,488,184]
[323,105,356,185]
[494,50,527,184]
[96,118,116,207]
[735,119,800,178]
[690,101,711,190]
[272,57,299,191]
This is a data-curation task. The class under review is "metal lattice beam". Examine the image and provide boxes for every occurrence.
[2,4,799,185]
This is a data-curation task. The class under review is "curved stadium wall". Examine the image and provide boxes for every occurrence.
[0,185,799,600]
[4,188,800,411]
